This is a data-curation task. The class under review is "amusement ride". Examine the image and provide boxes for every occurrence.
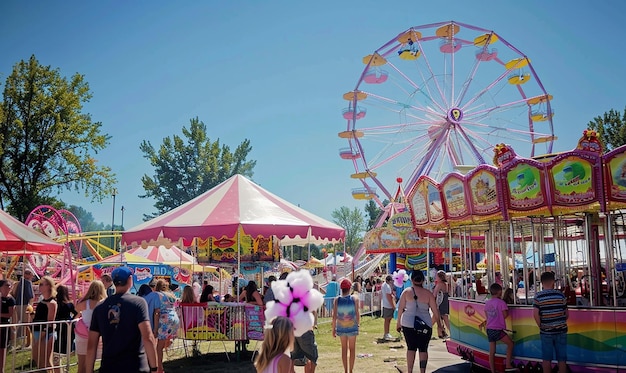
[341,21,626,372]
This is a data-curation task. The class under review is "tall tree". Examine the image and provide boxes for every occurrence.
[0,56,115,220]
[66,204,103,232]
[364,199,382,230]
[139,117,256,219]
[587,107,626,150]
[331,206,365,255]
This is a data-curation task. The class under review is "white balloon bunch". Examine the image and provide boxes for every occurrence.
[264,270,324,337]
[392,269,408,288]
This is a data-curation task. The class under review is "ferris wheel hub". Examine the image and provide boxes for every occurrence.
[447,107,463,124]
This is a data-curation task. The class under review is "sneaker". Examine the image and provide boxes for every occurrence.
[384,333,395,341]
[294,358,307,366]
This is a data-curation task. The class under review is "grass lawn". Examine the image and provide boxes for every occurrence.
[162,315,449,373]
[5,316,448,372]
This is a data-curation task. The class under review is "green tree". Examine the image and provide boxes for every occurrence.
[364,199,382,230]
[331,206,365,255]
[139,117,256,219]
[66,204,102,232]
[587,107,626,150]
[0,56,115,220]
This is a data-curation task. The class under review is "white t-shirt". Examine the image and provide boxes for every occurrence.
[382,282,393,309]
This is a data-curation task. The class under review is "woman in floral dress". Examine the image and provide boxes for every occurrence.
[154,280,180,373]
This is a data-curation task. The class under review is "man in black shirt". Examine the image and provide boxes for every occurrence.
[86,267,157,373]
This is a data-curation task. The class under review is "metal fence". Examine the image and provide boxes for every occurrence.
[2,319,77,373]
[317,290,382,320]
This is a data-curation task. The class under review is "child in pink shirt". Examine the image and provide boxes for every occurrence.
[483,283,514,372]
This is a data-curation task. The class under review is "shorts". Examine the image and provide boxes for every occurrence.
[540,333,567,362]
[33,330,57,341]
[487,329,506,343]
[402,326,431,352]
[336,330,358,337]
[382,307,394,319]
[291,330,318,364]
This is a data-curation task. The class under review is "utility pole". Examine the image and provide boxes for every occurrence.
[111,188,117,250]
[121,205,125,230]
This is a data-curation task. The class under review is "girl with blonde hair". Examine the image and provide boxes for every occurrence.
[74,280,106,373]
[32,276,58,371]
[254,316,295,373]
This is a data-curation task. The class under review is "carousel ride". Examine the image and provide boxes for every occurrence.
[341,21,625,371]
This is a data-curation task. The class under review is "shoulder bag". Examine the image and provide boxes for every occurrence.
[412,288,431,335]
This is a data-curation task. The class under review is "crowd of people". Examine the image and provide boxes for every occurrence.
[0,265,570,373]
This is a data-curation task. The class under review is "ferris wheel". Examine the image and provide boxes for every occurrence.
[26,205,83,258]
[340,21,556,204]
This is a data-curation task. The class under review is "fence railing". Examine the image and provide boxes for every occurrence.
[317,290,382,320]
[3,319,77,373]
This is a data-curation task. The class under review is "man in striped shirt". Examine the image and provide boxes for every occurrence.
[533,271,569,373]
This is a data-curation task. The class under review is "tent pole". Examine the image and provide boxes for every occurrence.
[237,226,241,300]
[307,227,312,261]
[427,233,430,287]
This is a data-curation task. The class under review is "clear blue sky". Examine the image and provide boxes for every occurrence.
[2,1,625,230]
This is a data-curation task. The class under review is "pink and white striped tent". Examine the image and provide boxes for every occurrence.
[0,209,64,254]
[126,245,197,264]
[122,174,345,246]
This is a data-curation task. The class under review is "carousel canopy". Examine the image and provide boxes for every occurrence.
[122,174,345,246]
[126,245,197,265]
[0,209,64,254]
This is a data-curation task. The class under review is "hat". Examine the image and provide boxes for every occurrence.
[111,266,133,286]
[340,279,352,290]
[411,270,425,282]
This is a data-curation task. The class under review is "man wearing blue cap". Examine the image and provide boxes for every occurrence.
[86,266,158,373]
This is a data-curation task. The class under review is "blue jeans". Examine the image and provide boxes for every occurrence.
[540,332,567,362]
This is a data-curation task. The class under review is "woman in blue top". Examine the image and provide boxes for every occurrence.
[332,279,360,373]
